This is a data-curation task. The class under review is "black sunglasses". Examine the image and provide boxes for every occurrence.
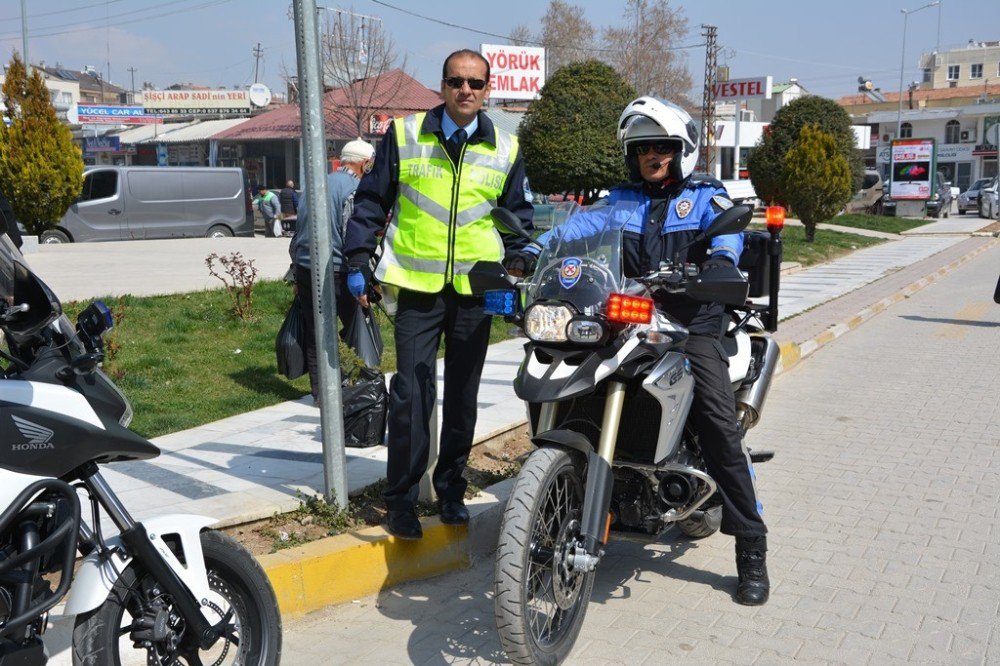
[443,76,488,91]
[635,141,680,156]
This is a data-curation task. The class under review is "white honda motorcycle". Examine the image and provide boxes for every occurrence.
[0,224,281,665]
[473,202,783,665]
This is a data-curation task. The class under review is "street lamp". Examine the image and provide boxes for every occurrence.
[897,1,939,136]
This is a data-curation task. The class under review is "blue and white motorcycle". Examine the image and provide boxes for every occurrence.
[0,223,281,665]
[473,202,783,665]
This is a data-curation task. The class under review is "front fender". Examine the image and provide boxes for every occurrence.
[63,514,216,617]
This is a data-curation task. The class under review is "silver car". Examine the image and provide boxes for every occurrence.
[957,178,992,215]
[979,177,999,220]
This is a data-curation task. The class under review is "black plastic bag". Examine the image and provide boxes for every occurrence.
[994,273,1000,305]
[342,367,388,447]
[276,298,306,380]
[344,302,383,369]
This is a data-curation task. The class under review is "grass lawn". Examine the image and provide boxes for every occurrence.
[825,213,929,235]
[62,282,514,439]
[752,223,885,267]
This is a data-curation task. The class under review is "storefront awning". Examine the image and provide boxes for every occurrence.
[135,118,251,144]
[111,121,197,144]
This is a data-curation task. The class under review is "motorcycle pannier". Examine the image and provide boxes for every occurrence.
[738,231,779,298]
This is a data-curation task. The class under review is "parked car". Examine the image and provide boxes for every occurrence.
[881,171,952,218]
[924,172,953,218]
[957,178,993,215]
[43,166,254,243]
[845,169,884,214]
[979,177,999,220]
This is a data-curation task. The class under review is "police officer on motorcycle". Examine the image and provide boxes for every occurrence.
[598,97,770,605]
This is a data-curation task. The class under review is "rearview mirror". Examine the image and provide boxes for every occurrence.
[703,204,752,239]
[490,208,533,243]
[468,261,516,296]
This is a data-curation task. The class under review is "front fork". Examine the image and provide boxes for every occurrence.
[538,381,626,560]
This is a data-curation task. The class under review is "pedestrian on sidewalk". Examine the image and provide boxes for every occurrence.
[254,185,283,238]
[279,179,300,234]
[343,49,536,540]
[530,97,770,605]
[288,139,376,401]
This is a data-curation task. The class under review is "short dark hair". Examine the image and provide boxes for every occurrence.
[257,185,267,192]
[442,49,490,81]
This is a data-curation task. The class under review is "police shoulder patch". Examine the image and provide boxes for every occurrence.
[711,194,734,212]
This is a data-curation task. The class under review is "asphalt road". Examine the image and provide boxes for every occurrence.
[268,241,1000,664]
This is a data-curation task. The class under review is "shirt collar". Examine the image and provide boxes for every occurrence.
[441,109,478,142]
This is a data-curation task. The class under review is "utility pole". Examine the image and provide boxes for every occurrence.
[292,0,349,508]
[20,0,28,65]
[699,24,718,176]
[633,0,640,93]
[127,66,137,104]
[252,42,264,84]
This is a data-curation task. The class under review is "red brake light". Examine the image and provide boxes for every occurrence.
[766,206,785,233]
[607,293,653,324]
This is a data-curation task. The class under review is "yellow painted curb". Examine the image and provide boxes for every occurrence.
[259,518,469,618]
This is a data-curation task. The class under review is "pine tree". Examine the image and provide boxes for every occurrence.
[0,53,83,236]
[783,124,853,242]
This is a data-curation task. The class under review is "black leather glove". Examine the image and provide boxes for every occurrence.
[702,255,736,272]
[503,251,537,278]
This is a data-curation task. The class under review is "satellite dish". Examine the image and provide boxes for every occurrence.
[986,123,1000,146]
[249,83,272,108]
[66,103,79,125]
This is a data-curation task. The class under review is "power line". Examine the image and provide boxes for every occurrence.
[366,0,704,54]
[0,0,233,41]
[0,0,126,23]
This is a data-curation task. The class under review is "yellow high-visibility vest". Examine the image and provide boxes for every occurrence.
[375,112,519,295]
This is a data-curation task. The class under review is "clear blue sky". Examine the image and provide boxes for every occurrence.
[1,0,996,102]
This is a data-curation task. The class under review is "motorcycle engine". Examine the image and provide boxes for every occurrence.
[610,467,660,534]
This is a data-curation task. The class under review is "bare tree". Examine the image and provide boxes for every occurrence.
[538,0,597,75]
[602,0,692,101]
[508,23,534,47]
[320,10,406,137]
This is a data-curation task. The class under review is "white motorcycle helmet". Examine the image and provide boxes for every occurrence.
[618,96,700,182]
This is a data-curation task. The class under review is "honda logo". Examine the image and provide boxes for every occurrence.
[11,415,55,451]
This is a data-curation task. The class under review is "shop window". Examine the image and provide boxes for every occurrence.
[944,120,961,144]
[900,122,913,139]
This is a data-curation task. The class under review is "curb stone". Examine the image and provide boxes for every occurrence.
[258,236,997,618]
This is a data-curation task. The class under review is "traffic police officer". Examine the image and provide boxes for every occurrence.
[343,49,534,540]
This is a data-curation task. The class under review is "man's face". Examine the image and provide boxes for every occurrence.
[441,54,490,123]
[636,142,678,183]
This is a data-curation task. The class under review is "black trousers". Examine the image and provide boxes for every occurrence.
[684,334,768,539]
[295,265,358,399]
[384,286,492,511]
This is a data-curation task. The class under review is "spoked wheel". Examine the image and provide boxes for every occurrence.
[73,531,281,665]
[494,448,595,665]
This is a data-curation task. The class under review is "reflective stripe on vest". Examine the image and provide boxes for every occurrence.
[376,112,518,295]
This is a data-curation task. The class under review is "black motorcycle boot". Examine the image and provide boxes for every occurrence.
[734,536,769,605]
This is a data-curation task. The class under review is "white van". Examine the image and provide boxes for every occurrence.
[44,166,254,243]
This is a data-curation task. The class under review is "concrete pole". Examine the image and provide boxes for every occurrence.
[293,0,349,509]
[733,106,742,181]
[20,0,28,65]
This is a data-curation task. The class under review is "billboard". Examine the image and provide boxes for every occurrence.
[141,89,251,115]
[481,44,545,101]
[889,138,936,200]
[83,136,121,153]
[712,76,772,101]
[71,104,162,125]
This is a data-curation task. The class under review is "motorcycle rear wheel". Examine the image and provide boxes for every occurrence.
[494,448,594,666]
[72,530,281,666]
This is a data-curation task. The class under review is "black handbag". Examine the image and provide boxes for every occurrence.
[276,298,307,380]
[343,302,383,369]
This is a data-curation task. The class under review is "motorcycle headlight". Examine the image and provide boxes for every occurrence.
[524,303,573,343]
[566,317,608,345]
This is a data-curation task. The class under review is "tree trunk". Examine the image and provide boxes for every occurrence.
[803,221,817,243]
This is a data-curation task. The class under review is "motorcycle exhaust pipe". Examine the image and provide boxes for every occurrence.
[735,336,780,430]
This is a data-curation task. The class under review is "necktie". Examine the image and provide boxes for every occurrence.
[447,128,467,164]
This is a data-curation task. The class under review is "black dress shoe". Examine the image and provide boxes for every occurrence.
[735,536,770,606]
[386,509,423,540]
[439,500,470,525]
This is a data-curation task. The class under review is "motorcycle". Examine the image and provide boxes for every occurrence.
[472,201,783,665]
[0,219,281,665]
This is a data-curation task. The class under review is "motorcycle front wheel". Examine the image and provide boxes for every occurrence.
[72,530,282,666]
[494,448,594,666]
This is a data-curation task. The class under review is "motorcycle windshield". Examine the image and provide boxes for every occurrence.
[526,201,641,313]
[0,233,62,340]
